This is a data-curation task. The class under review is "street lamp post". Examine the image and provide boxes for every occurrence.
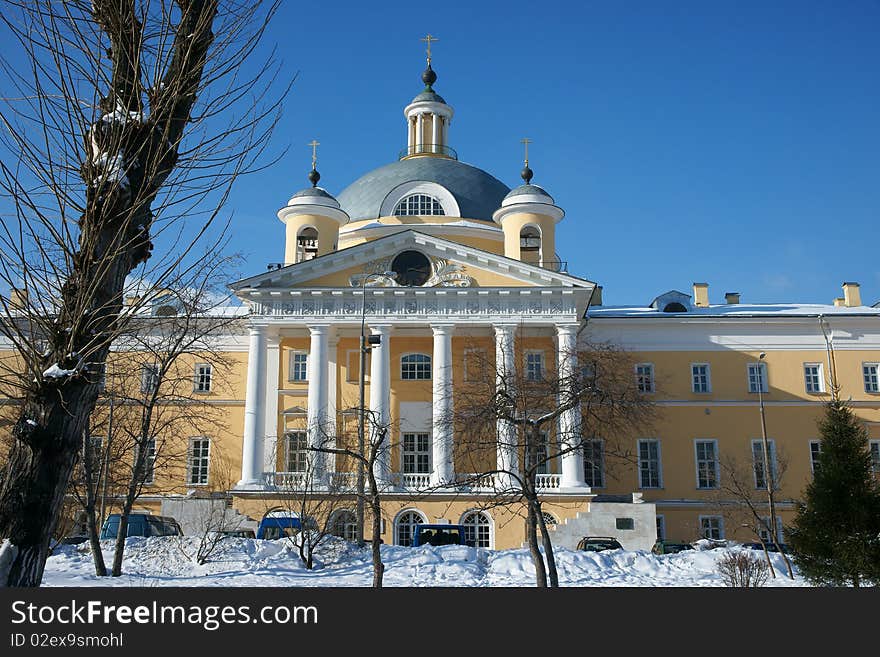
[356,271,395,547]
[756,352,779,546]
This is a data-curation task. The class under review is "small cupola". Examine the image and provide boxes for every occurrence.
[493,142,565,271]
[277,142,349,265]
[401,35,455,160]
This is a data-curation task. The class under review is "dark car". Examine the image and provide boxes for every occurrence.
[99,513,183,539]
[742,541,790,553]
[576,536,623,552]
[412,524,474,547]
[220,529,256,539]
[652,540,695,555]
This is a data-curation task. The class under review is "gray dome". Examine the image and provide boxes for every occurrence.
[411,89,447,104]
[337,157,510,222]
[290,186,335,201]
[504,184,554,204]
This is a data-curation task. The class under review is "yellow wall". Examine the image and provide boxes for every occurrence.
[283,213,341,264]
[500,212,557,268]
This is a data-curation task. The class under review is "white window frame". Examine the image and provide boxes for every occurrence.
[141,363,160,394]
[401,432,431,474]
[463,348,487,383]
[635,363,655,394]
[524,350,545,382]
[758,516,784,544]
[525,430,551,475]
[582,438,605,488]
[691,363,711,394]
[461,510,494,549]
[655,515,666,541]
[638,438,663,489]
[699,515,725,540]
[187,437,211,486]
[400,353,431,380]
[193,362,212,393]
[394,509,427,547]
[809,439,821,475]
[694,439,719,489]
[751,438,778,490]
[284,430,308,473]
[863,363,880,393]
[138,439,156,485]
[329,510,358,542]
[803,363,824,394]
[392,193,446,217]
[289,351,309,382]
[747,362,768,393]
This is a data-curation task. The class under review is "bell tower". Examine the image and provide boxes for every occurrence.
[402,34,455,159]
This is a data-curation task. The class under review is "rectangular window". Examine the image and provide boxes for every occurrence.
[138,439,156,485]
[582,439,605,488]
[863,363,880,393]
[809,440,821,475]
[700,516,724,540]
[752,439,778,489]
[526,431,550,475]
[141,364,160,394]
[870,441,880,479]
[694,439,719,489]
[464,349,487,383]
[758,516,783,544]
[691,363,711,393]
[194,363,212,393]
[635,363,655,393]
[289,351,308,382]
[401,354,431,380]
[803,363,824,394]
[402,432,430,474]
[638,439,662,488]
[656,515,666,541]
[285,431,308,473]
[525,352,544,382]
[187,437,210,485]
[748,362,768,393]
[616,518,635,530]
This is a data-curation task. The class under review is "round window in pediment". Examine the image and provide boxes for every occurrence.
[391,250,431,287]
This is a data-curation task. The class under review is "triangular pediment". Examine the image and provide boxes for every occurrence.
[230,230,594,292]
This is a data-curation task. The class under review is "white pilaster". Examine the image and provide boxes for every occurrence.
[326,334,339,475]
[262,333,281,475]
[557,323,587,489]
[494,324,520,489]
[431,324,454,486]
[416,113,423,151]
[237,323,267,488]
[307,325,329,478]
[369,324,393,486]
[431,114,439,153]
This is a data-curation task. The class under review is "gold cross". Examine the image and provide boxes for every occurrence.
[521,137,532,166]
[308,139,320,169]
[421,34,439,64]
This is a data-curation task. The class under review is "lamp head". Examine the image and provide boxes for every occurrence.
[759,352,766,360]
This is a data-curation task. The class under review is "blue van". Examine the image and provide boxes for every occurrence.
[256,514,302,540]
[99,513,183,539]
[412,524,473,547]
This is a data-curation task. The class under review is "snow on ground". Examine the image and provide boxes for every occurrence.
[42,536,809,587]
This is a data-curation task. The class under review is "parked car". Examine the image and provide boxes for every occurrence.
[99,513,183,539]
[58,534,90,546]
[652,539,695,555]
[412,524,473,547]
[219,529,256,539]
[742,541,790,553]
[576,536,623,552]
[256,513,302,540]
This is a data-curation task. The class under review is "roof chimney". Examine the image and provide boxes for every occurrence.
[693,282,709,308]
[842,282,862,308]
[833,297,845,307]
[590,285,603,307]
[724,292,740,305]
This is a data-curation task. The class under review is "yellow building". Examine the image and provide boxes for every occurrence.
[16,55,879,551]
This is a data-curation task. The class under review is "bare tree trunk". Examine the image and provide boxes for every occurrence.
[368,469,384,588]
[80,429,107,577]
[536,504,559,587]
[524,494,547,588]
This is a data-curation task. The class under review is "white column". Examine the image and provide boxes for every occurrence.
[431,114,439,153]
[557,323,587,489]
[307,325,329,479]
[325,335,339,476]
[431,324,454,486]
[494,324,519,489]
[237,323,267,488]
[369,324,393,486]
[416,113,424,152]
[262,333,281,475]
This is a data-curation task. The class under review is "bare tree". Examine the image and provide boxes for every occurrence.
[713,451,794,578]
[447,336,653,588]
[0,1,283,585]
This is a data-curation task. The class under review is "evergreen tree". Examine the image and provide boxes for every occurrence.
[787,400,880,586]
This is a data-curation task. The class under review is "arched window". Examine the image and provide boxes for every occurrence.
[541,512,558,528]
[662,302,687,313]
[395,510,425,546]
[393,194,445,217]
[462,511,493,549]
[401,353,431,380]
[520,225,541,253]
[296,226,319,263]
[329,510,357,542]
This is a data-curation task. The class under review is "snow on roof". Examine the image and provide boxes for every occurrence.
[588,303,880,318]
